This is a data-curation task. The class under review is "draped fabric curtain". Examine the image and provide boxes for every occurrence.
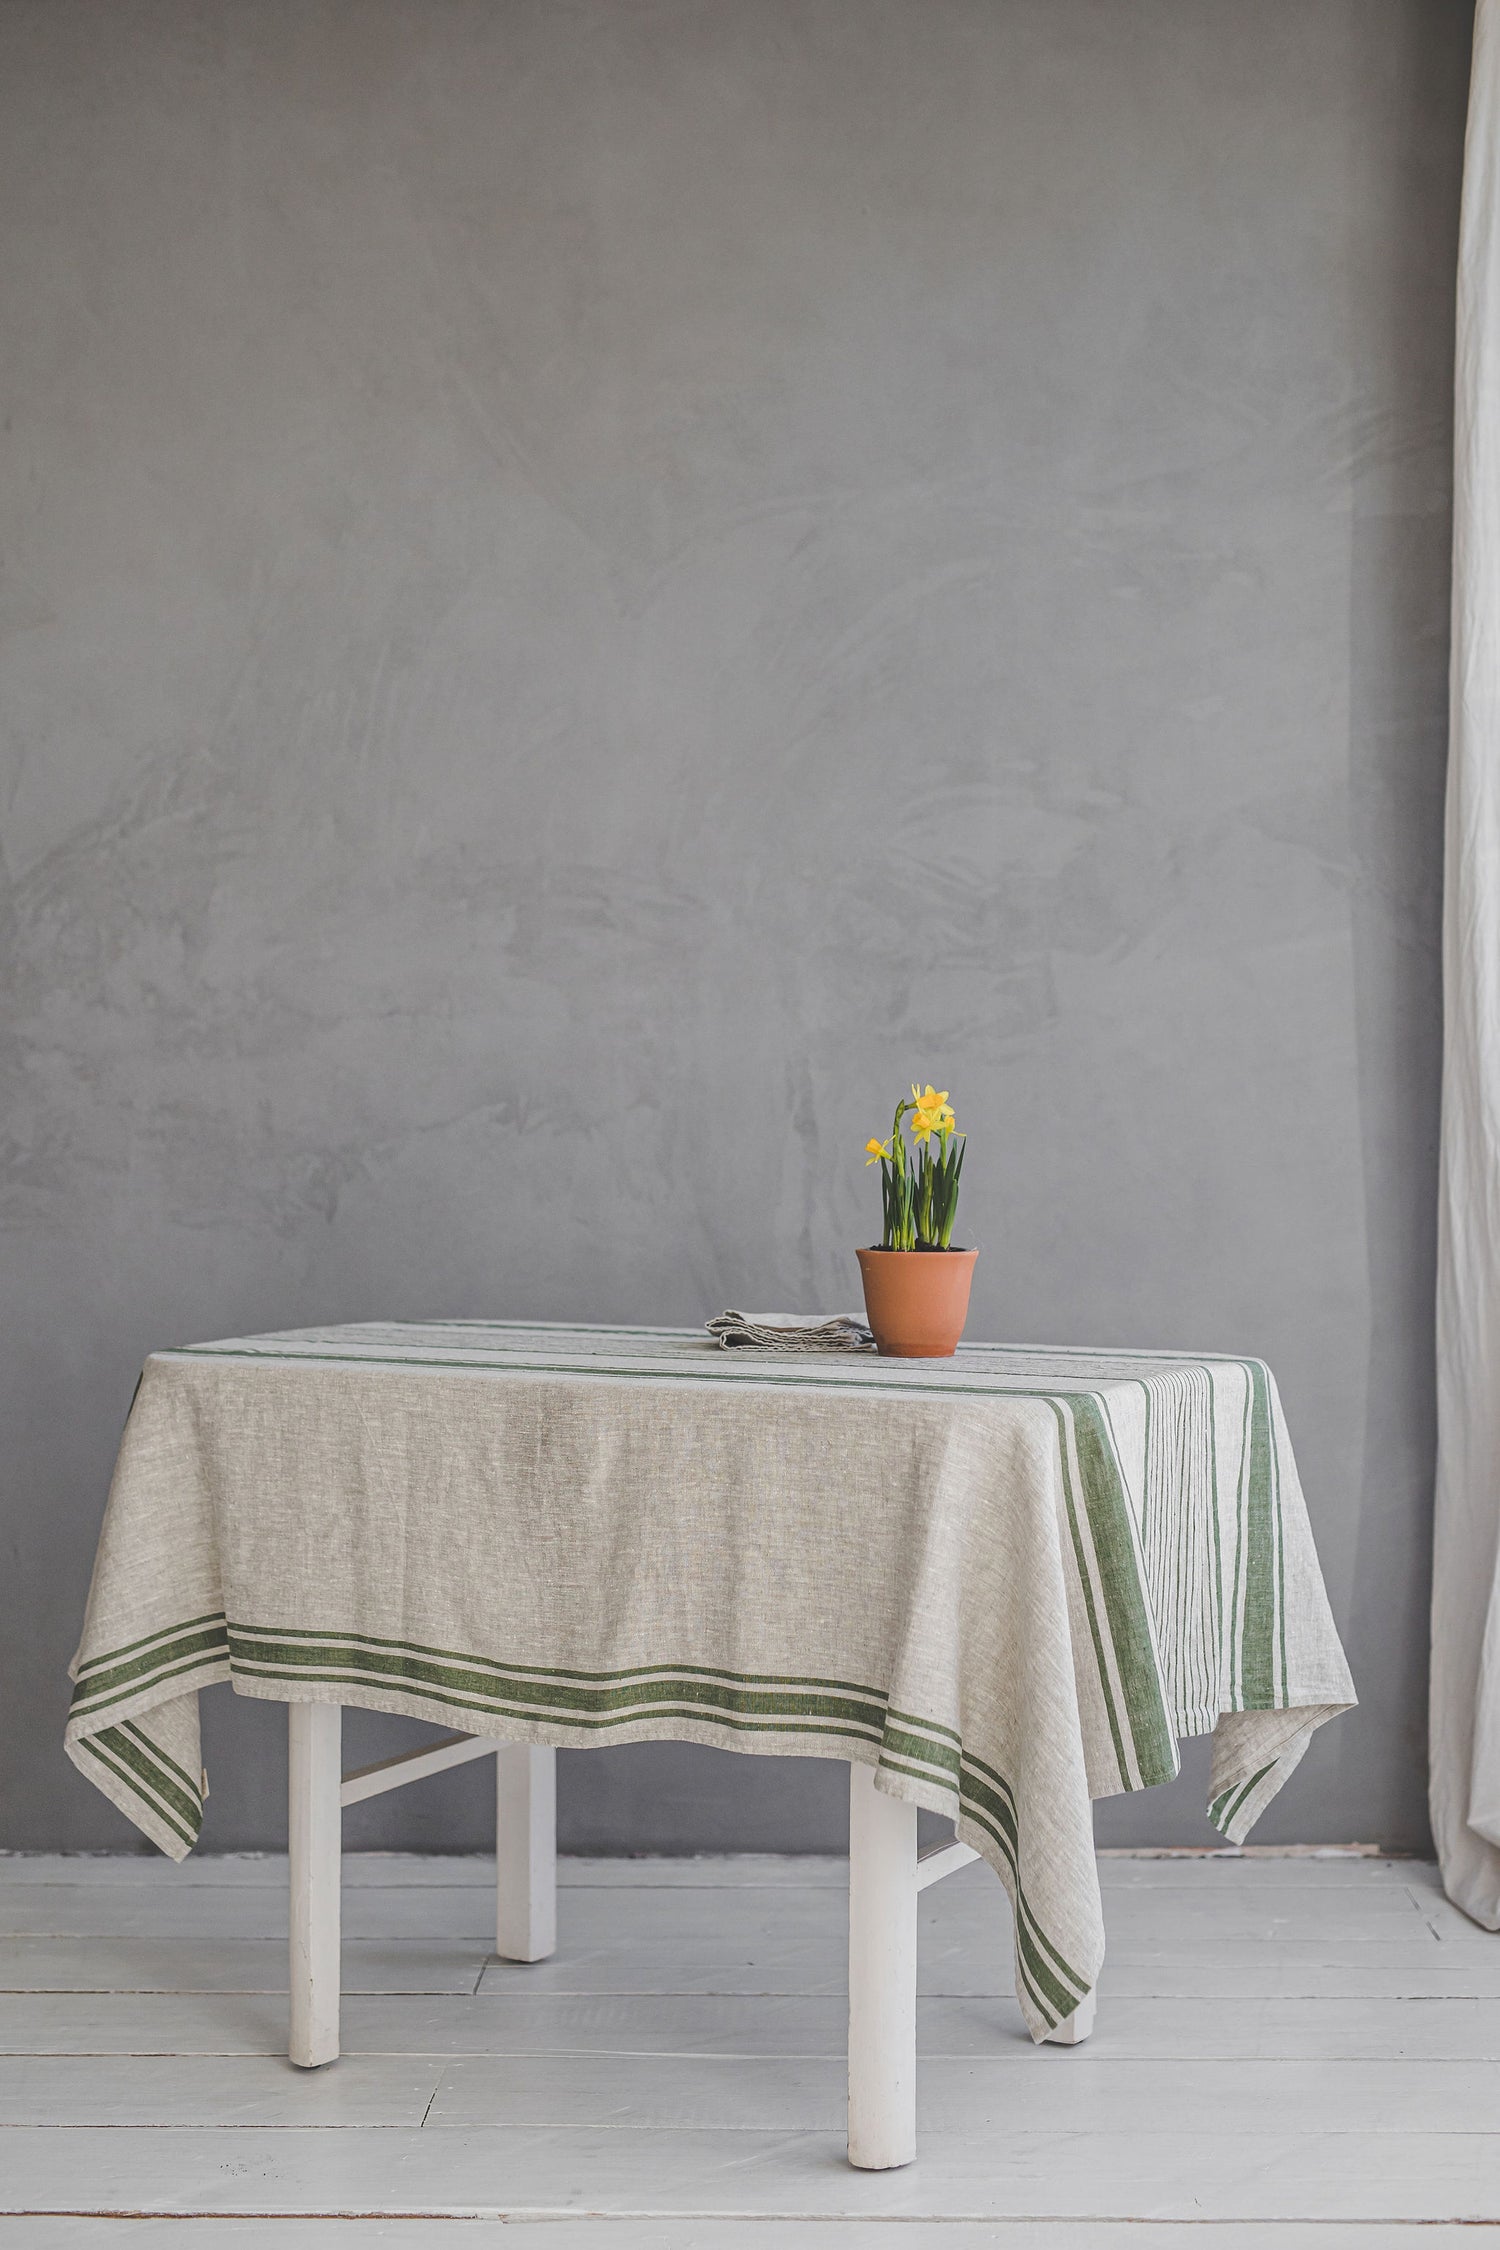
[1434,0,1500,1925]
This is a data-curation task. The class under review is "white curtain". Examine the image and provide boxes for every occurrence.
[1434,0,1500,1925]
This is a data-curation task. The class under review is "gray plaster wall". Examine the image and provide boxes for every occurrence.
[0,0,1467,1854]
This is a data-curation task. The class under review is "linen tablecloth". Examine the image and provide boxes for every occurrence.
[66,1321,1355,2038]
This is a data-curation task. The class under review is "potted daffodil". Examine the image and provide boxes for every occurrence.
[856,1085,977,1356]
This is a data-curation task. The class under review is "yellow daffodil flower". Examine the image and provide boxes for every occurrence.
[910,1085,955,1139]
[865,1137,889,1166]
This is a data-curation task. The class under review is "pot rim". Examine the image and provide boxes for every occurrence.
[857,1243,977,1256]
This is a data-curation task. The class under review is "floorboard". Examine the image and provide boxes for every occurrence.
[0,1876,1432,1940]
[0,2051,447,2126]
[0,1937,483,1994]
[6,1986,1496,2057]
[3,2120,1500,2220]
[5,2228,1500,2250]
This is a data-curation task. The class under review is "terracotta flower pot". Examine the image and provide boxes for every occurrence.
[856,1246,978,1358]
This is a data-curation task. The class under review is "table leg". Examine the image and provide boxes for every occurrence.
[496,1743,557,1962]
[847,1761,918,2169]
[288,1701,341,2068]
[1046,1988,1097,2044]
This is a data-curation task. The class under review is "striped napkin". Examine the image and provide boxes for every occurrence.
[706,1310,875,1351]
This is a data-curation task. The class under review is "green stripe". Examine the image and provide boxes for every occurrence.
[73,1611,227,1681]
[1229,1376,1252,1703]
[92,1724,202,1834]
[79,1731,198,1852]
[158,1341,1217,1414]
[874,1751,1058,2023]
[887,1705,963,1748]
[1211,1760,1276,1833]
[872,1750,1077,2028]
[227,1632,889,1732]
[1239,1365,1279,1707]
[241,1673,889,1750]
[1065,1397,1176,1787]
[69,1647,231,1721]
[958,1746,1086,2002]
[227,1623,883,1700]
[872,1722,1088,2019]
[163,1343,1012,1395]
[1047,1395,1180,1792]
[120,1719,200,1799]
[1209,1367,1224,1659]
[956,1758,1085,2006]
[881,1722,962,1789]
[80,1736,194,1850]
[68,1627,231,1716]
[1273,1375,1289,1705]
[1048,1399,1131,1788]
[231,1648,887,1740]
[366,1320,699,1337]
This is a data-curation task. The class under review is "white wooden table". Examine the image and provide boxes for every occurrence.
[287,1705,1095,2170]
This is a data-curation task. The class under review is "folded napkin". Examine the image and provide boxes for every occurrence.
[706,1310,875,1352]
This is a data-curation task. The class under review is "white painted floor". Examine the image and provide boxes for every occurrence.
[0,1848,1496,2246]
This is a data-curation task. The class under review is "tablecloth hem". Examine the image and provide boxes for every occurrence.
[1209,1703,1355,1844]
[63,1722,198,1863]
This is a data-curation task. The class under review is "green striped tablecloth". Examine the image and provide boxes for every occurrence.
[67,1321,1354,2039]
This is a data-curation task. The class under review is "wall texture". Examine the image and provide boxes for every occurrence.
[0,0,1469,1853]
